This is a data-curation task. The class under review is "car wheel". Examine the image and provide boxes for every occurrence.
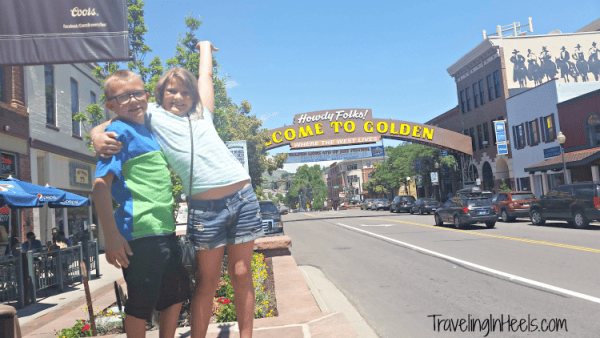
[572,209,589,229]
[427,211,431,215]
[409,208,414,215]
[454,215,462,229]
[434,213,443,226]
[419,208,423,215]
[530,209,545,226]
[485,222,496,228]
[501,210,511,223]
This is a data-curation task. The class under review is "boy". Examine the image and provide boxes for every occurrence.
[93,70,188,338]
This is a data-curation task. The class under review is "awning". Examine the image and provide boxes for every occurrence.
[524,147,600,173]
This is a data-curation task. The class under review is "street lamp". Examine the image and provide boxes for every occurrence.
[557,131,568,184]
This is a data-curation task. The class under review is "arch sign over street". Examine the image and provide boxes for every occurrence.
[265,108,473,156]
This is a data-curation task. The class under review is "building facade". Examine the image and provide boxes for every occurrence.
[326,156,385,207]
[446,29,600,192]
[506,80,600,197]
[0,65,33,246]
[24,63,103,248]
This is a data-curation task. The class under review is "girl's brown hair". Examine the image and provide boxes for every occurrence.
[154,67,201,111]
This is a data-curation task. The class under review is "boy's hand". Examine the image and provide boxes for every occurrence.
[104,232,133,269]
[93,132,123,159]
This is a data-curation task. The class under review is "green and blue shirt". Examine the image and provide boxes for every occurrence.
[94,120,174,241]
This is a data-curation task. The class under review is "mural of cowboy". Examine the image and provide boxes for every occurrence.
[539,46,557,82]
[589,42,600,81]
[510,49,528,88]
[573,44,589,82]
[527,48,542,86]
[557,46,575,82]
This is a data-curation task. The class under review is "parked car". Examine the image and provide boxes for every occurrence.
[434,196,498,229]
[361,199,374,210]
[259,200,284,235]
[371,198,390,210]
[455,186,493,198]
[390,195,416,213]
[492,191,536,222]
[529,182,600,229]
[278,205,289,215]
[410,198,442,215]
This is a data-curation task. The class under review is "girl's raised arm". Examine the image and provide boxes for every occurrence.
[196,41,218,114]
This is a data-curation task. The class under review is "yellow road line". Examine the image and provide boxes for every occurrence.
[371,218,600,254]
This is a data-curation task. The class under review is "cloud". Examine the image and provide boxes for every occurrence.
[225,80,238,88]
[259,111,279,122]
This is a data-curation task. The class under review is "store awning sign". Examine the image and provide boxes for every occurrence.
[0,0,129,65]
[494,120,508,155]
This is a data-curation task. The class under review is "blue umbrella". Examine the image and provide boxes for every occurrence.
[46,187,90,208]
[0,178,66,207]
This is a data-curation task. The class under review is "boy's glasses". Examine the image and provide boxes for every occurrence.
[107,90,147,104]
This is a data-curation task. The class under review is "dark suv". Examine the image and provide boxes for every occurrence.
[259,200,284,235]
[434,196,498,229]
[390,195,416,213]
[529,182,600,229]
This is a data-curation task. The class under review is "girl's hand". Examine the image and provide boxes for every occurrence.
[93,132,123,159]
[195,41,218,52]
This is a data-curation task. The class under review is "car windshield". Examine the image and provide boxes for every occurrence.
[260,203,278,214]
[376,199,389,203]
[422,199,438,203]
[467,198,492,206]
[511,193,535,201]
[403,196,416,201]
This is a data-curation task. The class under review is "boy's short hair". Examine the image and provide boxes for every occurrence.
[104,70,144,98]
[154,67,201,110]
[26,232,35,239]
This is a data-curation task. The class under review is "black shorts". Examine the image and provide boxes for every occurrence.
[122,234,190,320]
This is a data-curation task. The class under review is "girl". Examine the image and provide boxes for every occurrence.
[91,41,262,338]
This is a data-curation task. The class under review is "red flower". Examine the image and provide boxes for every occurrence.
[82,319,86,323]
[222,298,231,304]
[81,324,90,332]
[263,258,266,262]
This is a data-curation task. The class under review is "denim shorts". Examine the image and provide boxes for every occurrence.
[187,185,264,250]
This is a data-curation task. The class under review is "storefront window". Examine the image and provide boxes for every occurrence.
[586,113,600,147]
[519,177,530,191]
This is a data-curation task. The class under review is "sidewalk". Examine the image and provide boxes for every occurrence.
[17,238,378,337]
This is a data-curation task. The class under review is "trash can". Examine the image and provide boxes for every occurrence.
[0,304,22,338]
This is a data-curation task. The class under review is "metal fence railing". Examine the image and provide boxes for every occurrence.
[0,239,99,308]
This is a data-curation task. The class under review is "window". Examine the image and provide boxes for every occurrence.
[586,113,600,147]
[477,124,484,150]
[527,119,540,146]
[45,65,56,125]
[473,83,479,108]
[0,67,4,103]
[71,78,80,136]
[460,90,466,113]
[465,87,471,112]
[493,70,501,98]
[90,91,98,127]
[482,122,490,147]
[490,119,497,145]
[347,163,357,171]
[469,127,476,152]
[478,79,485,106]
[366,161,371,167]
[541,114,556,142]
[513,124,526,149]
[487,75,494,102]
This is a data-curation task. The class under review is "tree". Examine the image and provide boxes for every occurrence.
[366,143,457,198]
[286,165,327,209]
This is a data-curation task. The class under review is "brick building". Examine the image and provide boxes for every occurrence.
[0,65,34,243]
[445,23,600,192]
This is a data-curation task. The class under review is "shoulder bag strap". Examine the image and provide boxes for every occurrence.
[187,114,194,237]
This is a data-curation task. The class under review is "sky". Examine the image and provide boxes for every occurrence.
[142,1,599,172]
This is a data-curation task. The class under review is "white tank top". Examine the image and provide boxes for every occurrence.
[145,104,250,195]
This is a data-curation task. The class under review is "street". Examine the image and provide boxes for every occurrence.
[283,208,600,338]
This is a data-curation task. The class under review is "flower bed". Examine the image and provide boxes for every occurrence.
[55,253,277,337]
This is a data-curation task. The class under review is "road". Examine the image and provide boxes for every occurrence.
[282,208,600,338]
